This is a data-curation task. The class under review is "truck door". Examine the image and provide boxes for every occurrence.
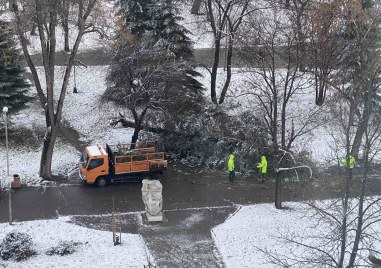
[87,158,107,183]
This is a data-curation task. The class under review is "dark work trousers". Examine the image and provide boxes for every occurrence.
[259,172,265,182]
[229,171,235,182]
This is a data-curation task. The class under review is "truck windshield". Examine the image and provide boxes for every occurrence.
[80,150,89,167]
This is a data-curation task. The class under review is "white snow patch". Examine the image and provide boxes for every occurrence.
[213,201,381,268]
[0,217,154,267]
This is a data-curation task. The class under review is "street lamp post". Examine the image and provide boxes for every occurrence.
[73,63,78,93]
[3,106,12,225]
[72,60,88,93]
[3,107,9,176]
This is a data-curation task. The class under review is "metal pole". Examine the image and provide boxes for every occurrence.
[5,111,9,176]
[73,64,78,93]
[275,171,282,209]
[3,109,12,225]
[8,184,12,225]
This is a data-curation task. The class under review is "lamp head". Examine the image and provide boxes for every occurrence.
[2,107,8,113]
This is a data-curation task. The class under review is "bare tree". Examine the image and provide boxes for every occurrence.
[307,0,346,106]
[258,1,381,266]
[237,5,324,153]
[263,87,381,267]
[204,0,261,105]
[12,0,98,179]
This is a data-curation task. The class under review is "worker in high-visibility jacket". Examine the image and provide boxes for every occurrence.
[341,154,356,169]
[228,153,235,183]
[257,155,268,182]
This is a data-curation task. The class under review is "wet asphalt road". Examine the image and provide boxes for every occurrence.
[0,162,345,224]
[0,164,343,267]
[0,164,277,223]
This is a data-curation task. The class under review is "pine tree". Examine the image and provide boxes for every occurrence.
[107,0,205,143]
[116,0,204,98]
[0,21,32,114]
[114,0,204,105]
[118,0,195,59]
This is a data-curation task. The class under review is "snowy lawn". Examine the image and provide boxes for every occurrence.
[0,141,79,187]
[197,67,335,165]
[0,65,134,186]
[213,201,381,268]
[0,217,154,268]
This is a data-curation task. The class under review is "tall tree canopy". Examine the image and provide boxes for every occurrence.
[106,0,205,144]
[0,21,32,114]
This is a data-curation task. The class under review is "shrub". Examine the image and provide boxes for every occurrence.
[0,232,36,261]
[46,241,82,256]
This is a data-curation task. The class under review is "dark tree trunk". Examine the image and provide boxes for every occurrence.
[39,125,58,179]
[218,36,233,104]
[275,171,282,209]
[62,0,70,52]
[131,127,140,145]
[351,107,370,158]
[63,19,69,52]
[211,39,221,104]
[31,23,37,35]
[285,0,290,9]
[39,105,58,180]
[191,0,203,15]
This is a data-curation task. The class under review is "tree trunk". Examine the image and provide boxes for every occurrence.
[351,107,370,158]
[275,171,282,209]
[285,0,290,9]
[218,36,233,105]
[348,92,371,268]
[62,0,70,52]
[272,74,278,150]
[191,0,203,15]
[338,116,354,268]
[31,22,37,36]
[281,100,287,149]
[131,127,140,147]
[39,125,58,179]
[206,0,221,105]
[63,18,69,52]
[211,39,221,104]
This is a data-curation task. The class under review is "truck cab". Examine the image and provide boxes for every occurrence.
[79,145,109,186]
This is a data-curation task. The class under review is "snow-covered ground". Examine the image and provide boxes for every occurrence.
[0,216,154,268]
[1,200,379,267]
[213,201,381,268]
[0,65,134,186]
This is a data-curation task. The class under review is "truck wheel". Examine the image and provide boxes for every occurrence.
[96,177,107,187]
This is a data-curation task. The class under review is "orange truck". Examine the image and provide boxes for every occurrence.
[79,141,167,187]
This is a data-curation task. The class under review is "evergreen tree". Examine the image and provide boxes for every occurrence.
[119,0,203,94]
[118,0,195,59]
[108,0,205,140]
[0,21,32,114]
